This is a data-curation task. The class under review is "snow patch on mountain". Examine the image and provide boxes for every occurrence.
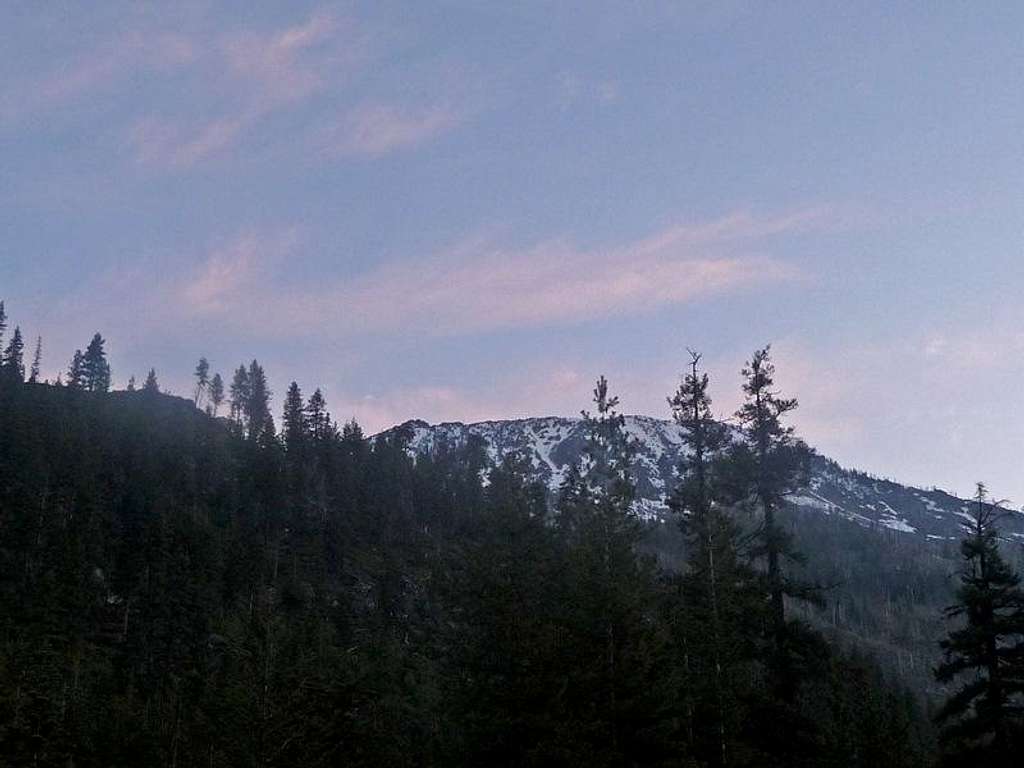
[379,416,1024,541]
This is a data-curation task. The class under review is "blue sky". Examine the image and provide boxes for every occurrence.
[3,1,1023,502]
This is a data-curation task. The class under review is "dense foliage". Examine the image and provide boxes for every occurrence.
[933,485,1024,766]
[0,308,1010,766]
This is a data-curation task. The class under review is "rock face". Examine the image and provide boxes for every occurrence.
[383,415,1024,542]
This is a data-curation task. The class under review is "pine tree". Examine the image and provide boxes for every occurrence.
[306,388,331,441]
[82,333,111,393]
[0,300,6,348]
[935,483,1024,764]
[229,365,250,429]
[67,350,86,389]
[732,347,812,650]
[193,357,210,408]
[246,360,274,443]
[126,375,136,392]
[208,372,225,416]
[142,368,159,393]
[341,418,363,443]
[282,382,307,453]
[729,346,820,763]
[554,376,662,760]
[1,326,25,382]
[669,350,755,766]
[28,336,41,383]
[562,375,636,525]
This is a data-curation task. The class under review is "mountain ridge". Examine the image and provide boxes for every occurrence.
[379,414,1024,543]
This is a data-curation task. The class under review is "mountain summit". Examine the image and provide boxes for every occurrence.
[383,415,1024,543]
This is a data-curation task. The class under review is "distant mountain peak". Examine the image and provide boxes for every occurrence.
[378,415,1024,543]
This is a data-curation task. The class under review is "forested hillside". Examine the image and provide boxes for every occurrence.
[387,416,1024,705]
[0,314,1021,766]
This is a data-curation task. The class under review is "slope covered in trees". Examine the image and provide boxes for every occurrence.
[0,307,1018,766]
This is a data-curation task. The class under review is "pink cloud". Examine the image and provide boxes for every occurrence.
[4,8,459,168]
[173,208,816,338]
[222,11,343,109]
[131,115,249,169]
[314,213,809,334]
[128,10,368,168]
[0,28,201,126]
[180,230,300,312]
[321,103,462,158]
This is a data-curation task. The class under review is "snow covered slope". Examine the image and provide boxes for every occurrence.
[381,415,1024,543]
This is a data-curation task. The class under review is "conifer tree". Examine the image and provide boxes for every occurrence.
[246,360,274,443]
[728,346,819,763]
[229,365,250,429]
[0,300,6,348]
[193,357,210,407]
[282,382,307,453]
[1,326,25,382]
[126,375,136,392]
[555,376,662,759]
[341,418,363,443]
[82,333,111,392]
[732,347,812,650]
[669,350,756,766]
[67,350,86,389]
[208,372,225,416]
[142,368,159,393]
[28,336,41,383]
[306,388,331,441]
[559,376,636,531]
[935,483,1024,764]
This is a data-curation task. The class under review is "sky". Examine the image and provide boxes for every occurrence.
[2,1,1023,502]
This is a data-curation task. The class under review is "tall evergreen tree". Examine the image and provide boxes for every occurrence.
[28,336,41,383]
[142,368,159,393]
[126,375,136,392]
[229,365,250,429]
[281,382,307,453]
[554,376,666,762]
[341,418,363,444]
[208,372,225,416]
[82,333,111,392]
[306,388,331,441]
[669,350,756,766]
[67,349,86,389]
[729,346,820,763]
[732,347,812,649]
[193,357,210,407]
[246,360,274,443]
[0,300,6,348]
[935,483,1024,765]
[1,326,25,382]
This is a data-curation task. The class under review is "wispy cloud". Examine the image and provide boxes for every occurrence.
[181,229,300,312]
[222,11,340,109]
[124,9,462,168]
[0,30,194,125]
[130,116,249,169]
[3,7,469,168]
[174,208,818,337]
[319,103,462,158]
[129,10,364,168]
